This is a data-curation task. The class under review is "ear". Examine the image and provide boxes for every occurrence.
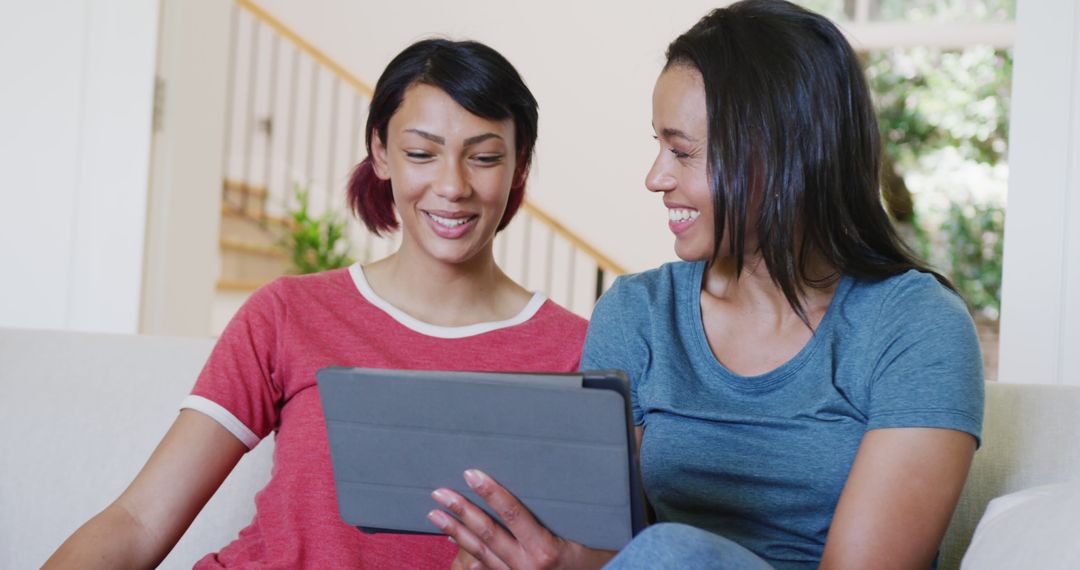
[370,129,391,181]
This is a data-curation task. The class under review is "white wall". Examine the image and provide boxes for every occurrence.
[998,0,1080,386]
[0,0,159,333]
[255,0,741,273]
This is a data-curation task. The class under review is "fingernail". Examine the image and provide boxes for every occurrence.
[447,535,457,544]
[432,488,454,508]
[427,509,451,529]
[463,469,484,489]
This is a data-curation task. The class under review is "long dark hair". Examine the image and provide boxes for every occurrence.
[667,0,952,323]
[347,38,539,235]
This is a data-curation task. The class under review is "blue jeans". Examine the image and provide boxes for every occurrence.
[604,523,776,570]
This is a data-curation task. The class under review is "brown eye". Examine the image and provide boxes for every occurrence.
[473,154,504,165]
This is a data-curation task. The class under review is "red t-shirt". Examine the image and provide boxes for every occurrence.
[182,265,588,569]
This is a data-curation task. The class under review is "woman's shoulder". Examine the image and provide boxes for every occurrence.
[255,267,355,301]
[532,297,588,334]
[225,268,355,327]
[601,260,701,307]
[846,269,968,320]
[842,269,977,357]
[272,266,353,289]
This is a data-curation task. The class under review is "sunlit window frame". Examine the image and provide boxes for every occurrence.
[837,0,1015,49]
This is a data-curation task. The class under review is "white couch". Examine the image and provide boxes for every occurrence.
[0,328,274,569]
[941,382,1080,569]
[1,328,1078,569]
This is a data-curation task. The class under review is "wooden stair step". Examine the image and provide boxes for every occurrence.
[221,205,295,228]
[222,179,269,198]
[220,210,291,245]
[219,244,292,284]
[216,278,269,292]
[219,237,287,258]
[222,180,271,214]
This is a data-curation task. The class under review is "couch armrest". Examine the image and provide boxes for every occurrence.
[939,382,1080,570]
[0,328,274,569]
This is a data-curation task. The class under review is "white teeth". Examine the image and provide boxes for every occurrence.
[429,213,470,228]
[667,208,700,222]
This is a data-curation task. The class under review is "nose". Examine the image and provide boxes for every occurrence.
[645,153,676,194]
[434,158,471,201]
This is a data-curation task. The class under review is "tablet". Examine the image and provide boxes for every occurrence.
[316,367,647,551]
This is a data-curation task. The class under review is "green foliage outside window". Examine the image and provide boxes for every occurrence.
[938,201,1004,315]
[868,47,1011,167]
[283,185,353,274]
[789,1,1014,320]
[865,46,1011,320]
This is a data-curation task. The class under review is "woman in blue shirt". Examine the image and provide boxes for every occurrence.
[430,2,984,568]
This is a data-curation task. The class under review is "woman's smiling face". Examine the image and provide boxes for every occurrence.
[371,83,517,266]
[646,65,716,262]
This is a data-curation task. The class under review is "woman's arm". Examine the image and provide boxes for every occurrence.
[819,427,976,570]
[44,409,247,569]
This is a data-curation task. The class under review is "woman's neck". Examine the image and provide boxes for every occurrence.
[362,239,532,327]
[701,253,837,326]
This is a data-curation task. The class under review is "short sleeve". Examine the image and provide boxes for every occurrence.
[181,281,286,449]
[581,277,651,425]
[866,273,985,445]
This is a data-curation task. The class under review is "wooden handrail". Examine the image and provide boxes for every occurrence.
[521,201,626,276]
[236,0,374,98]
[223,179,269,199]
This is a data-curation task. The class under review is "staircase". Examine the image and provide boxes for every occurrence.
[219,182,291,289]
[213,181,286,332]
[213,0,625,333]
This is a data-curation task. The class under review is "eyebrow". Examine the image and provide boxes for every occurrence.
[404,129,444,144]
[403,129,504,147]
[464,133,503,146]
[660,127,699,143]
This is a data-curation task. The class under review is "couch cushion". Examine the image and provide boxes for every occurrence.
[0,328,274,569]
[939,382,1080,570]
[960,481,1080,570]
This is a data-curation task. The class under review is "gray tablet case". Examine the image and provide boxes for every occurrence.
[317,367,647,551]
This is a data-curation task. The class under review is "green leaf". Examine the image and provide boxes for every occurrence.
[280,184,354,274]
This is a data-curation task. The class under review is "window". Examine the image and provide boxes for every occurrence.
[795,0,1015,379]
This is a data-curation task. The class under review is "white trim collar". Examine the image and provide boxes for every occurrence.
[348,263,547,339]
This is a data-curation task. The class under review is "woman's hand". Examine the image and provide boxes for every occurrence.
[429,469,616,570]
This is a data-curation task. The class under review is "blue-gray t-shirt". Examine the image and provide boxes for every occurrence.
[580,261,984,570]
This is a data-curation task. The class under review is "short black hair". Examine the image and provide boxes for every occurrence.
[667,0,951,323]
[348,38,538,234]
